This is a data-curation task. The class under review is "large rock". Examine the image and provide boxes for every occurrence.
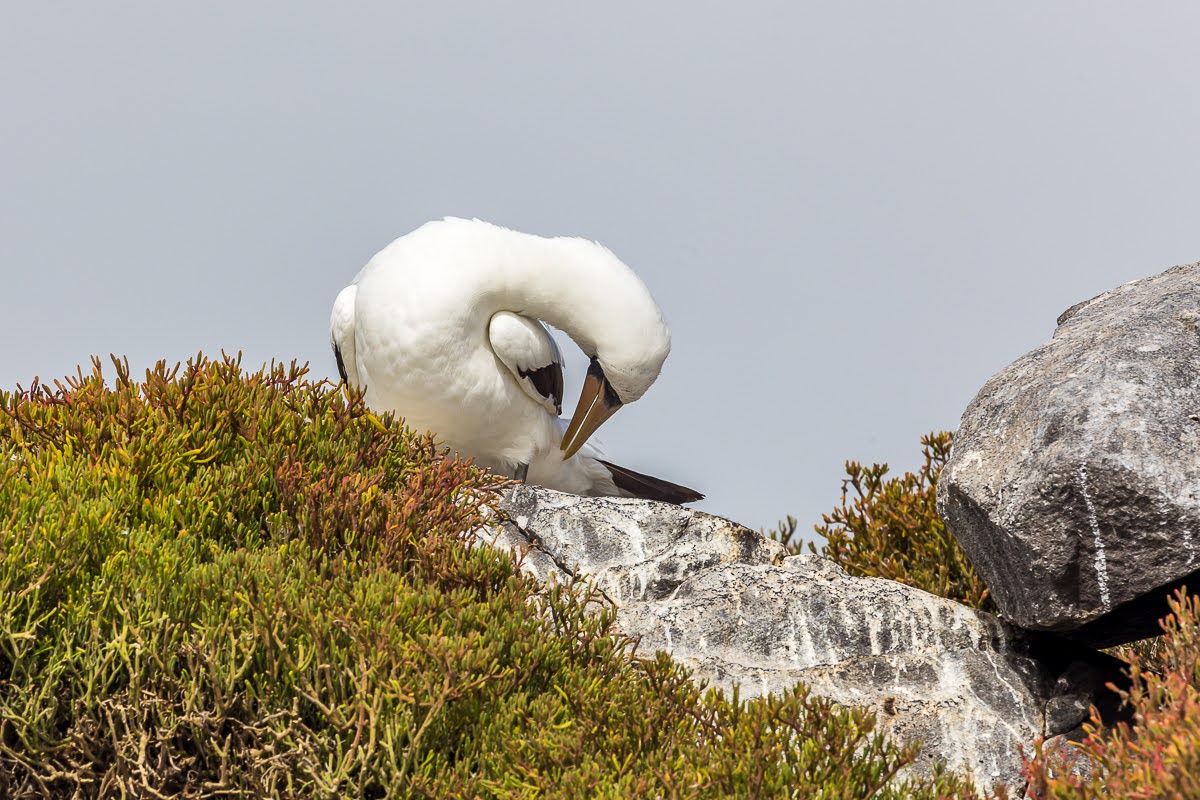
[938,262,1200,647]
[619,555,1047,788]
[475,486,1125,794]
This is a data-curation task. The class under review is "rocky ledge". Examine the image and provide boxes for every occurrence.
[474,486,1124,794]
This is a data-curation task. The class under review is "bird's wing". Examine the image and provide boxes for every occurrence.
[596,459,705,504]
[330,285,360,386]
[488,311,564,416]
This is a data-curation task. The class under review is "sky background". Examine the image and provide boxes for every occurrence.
[3,3,1199,538]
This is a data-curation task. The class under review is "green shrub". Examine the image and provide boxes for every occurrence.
[774,432,993,612]
[0,356,990,798]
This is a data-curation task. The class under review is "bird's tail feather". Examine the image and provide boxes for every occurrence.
[597,459,704,504]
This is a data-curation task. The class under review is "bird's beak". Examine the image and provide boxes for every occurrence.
[560,357,623,459]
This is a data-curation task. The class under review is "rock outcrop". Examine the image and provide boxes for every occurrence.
[938,262,1200,647]
[475,486,1124,794]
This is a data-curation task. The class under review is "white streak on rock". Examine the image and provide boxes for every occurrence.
[1077,464,1111,611]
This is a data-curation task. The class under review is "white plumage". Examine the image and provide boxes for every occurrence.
[329,218,701,502]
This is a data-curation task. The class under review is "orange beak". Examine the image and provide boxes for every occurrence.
[560,358,624,459]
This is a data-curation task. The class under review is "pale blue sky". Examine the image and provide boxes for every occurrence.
[3,3,1198,535]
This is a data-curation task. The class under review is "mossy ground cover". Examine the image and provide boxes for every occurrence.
[0,356,992,799]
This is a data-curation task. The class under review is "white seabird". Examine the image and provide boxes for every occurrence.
[329,217,702,503]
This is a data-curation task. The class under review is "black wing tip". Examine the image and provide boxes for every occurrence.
[597,459,705,505]
[332,343,349,384]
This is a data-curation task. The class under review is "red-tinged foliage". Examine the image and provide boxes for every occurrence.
[0,355,991,799]
[1023,590,1200,799]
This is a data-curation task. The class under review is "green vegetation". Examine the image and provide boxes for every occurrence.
[12,357,1196,798]
[0,357,992,799]
[776,432,992,611]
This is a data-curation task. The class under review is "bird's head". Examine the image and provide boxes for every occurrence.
[559,321,670,459]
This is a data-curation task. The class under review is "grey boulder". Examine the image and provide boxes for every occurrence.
[938,262,1200,646]
[476,486,1123,794]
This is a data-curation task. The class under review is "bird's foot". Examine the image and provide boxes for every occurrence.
[514,462,529,482]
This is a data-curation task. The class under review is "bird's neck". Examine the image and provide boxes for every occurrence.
[481,233,665,364]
